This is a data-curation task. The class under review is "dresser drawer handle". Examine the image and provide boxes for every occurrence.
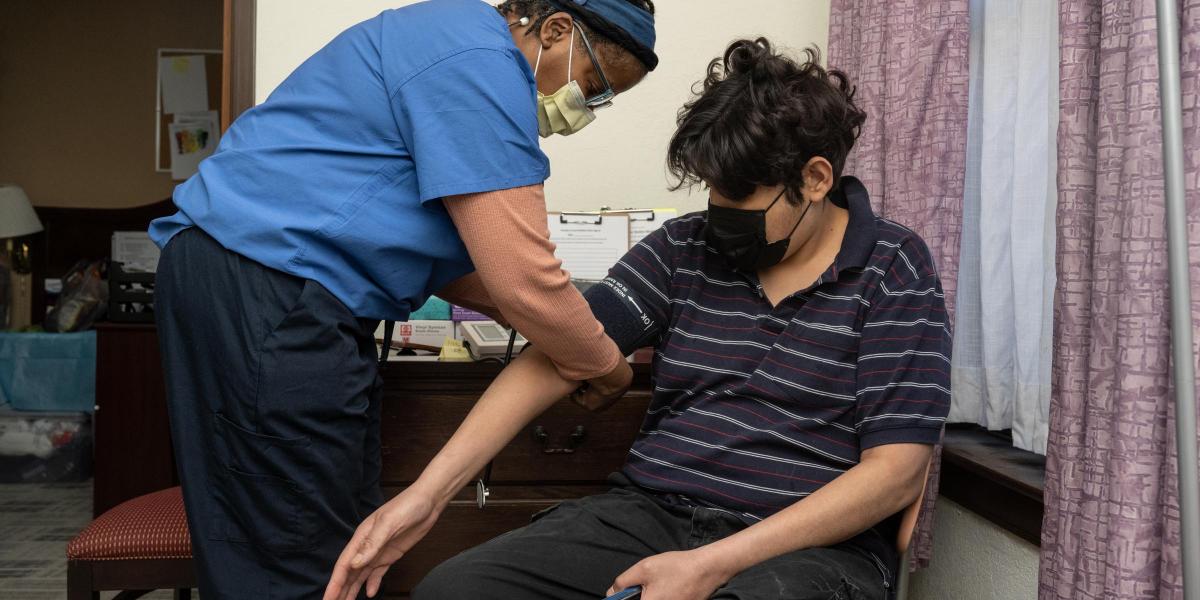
[533,425,587,454]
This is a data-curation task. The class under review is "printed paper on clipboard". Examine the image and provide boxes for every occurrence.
[622,208,678,249]
[547,212,631,281]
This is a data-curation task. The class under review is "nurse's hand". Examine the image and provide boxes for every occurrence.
[570,359,633,412]
[323,487,442,600]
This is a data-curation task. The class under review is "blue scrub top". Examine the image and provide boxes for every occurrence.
[150,0,550,320]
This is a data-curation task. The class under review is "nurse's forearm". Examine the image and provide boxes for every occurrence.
[409,346,574,506]
[445,186,623,381]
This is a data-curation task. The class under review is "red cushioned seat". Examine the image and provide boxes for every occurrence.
[67,487,192,560]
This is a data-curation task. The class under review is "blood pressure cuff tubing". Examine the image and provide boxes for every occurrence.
[582,277,661,355]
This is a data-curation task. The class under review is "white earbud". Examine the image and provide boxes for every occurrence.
[510,16,530,28]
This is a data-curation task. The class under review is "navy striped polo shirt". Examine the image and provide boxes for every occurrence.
[603,176,951,574]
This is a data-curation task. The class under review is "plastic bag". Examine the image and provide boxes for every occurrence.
[45,260,108,332]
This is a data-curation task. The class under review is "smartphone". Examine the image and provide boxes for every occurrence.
[603,587,642,600]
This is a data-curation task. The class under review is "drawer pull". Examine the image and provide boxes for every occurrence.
[533,425,587,454]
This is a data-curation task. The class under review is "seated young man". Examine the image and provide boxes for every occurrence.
[323,39,951,600]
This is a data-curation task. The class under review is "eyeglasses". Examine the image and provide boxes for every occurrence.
[574,24,615,110]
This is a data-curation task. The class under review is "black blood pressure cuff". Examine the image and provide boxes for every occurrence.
[582,277,661,355]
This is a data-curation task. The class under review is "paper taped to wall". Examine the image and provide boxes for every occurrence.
[158,55,208,114]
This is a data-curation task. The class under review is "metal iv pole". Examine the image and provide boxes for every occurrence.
[1155,0,1199,597]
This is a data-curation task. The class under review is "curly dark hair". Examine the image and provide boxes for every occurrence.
[496,0,657,71]
[667,38,867,203]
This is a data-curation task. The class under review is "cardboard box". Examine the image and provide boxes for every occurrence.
[451,305,490,322]
[377,320,456,349]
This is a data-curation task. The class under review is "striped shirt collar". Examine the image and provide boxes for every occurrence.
[828,175,878,272]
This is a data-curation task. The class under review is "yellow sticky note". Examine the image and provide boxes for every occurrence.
[439,337,473,362]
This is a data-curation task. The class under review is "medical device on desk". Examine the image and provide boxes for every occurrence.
[459,321,528,361]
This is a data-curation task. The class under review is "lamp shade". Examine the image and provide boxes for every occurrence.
[0,184,43,239]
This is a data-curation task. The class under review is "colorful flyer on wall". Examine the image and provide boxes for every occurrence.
[168,120,217,180]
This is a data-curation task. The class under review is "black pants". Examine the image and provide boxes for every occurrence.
[156,228,384,598]
[413,476,890,600]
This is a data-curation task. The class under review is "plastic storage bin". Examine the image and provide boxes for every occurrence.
[0,331,96,412]
[410,295,452,320]
[0,410,92,482]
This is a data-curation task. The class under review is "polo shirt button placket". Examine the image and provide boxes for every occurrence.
[758,313,783,339]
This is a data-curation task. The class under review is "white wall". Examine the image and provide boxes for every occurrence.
[909,498,1041,600]
[255,0,830,213]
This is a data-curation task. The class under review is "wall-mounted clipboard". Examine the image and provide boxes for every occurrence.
[547,212,631,281]
[156,48,222,173]
[607,208,679,249]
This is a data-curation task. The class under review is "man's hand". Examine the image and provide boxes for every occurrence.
[323,487,443,600]
[606,549,734,600]
[570,359,633,412]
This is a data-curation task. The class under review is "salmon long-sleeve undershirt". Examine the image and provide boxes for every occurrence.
[436,184,624,382]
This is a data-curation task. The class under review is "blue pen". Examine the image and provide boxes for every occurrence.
[604,586,643,600]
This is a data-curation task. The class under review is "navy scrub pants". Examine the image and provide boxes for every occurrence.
[156,227,384,599]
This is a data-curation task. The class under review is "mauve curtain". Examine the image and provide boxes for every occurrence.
[827,0,970,568]
[1041,0,1200,598]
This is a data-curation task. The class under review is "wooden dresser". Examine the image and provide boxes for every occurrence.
[375,361,651,597]
[93,324,651,597]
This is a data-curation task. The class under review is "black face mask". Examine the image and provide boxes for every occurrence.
[703,188,811,272]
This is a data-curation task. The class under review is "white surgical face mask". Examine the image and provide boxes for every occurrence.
[533,27,596,138]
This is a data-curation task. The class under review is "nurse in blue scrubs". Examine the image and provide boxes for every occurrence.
[149,1,658,597]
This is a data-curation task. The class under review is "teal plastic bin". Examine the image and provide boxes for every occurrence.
[0,332,96,413]
[410,295,452,320]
